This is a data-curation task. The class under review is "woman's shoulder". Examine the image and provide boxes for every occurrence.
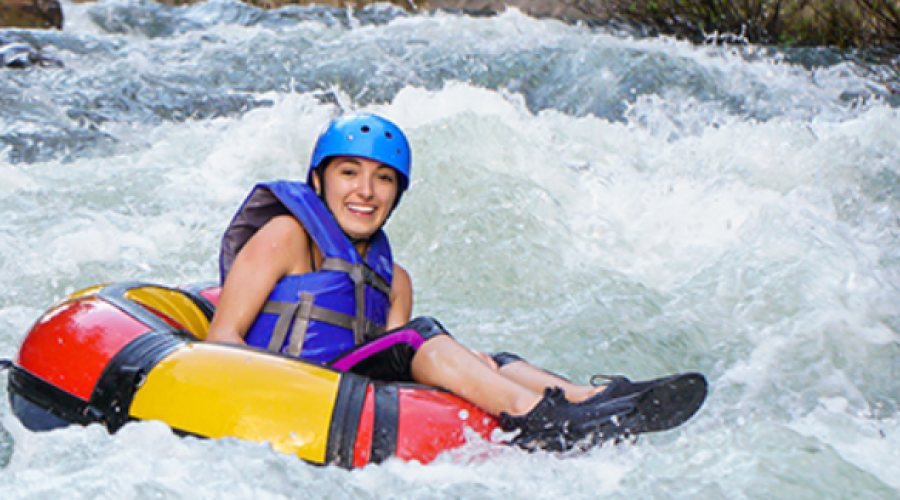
[266,213,305,230]
[253,214,309,249]
[241,214,313,275]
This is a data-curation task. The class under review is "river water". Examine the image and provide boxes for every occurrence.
[1,1,899,498]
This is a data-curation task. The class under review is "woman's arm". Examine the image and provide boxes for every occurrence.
[207,215,312,344]
[386,263,413,330]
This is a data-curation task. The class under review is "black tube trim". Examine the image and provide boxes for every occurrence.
[370,383,399,464]
[177,282,218,321]
[90,330,185,431]
[99,282,201,341]
[7,330,185,432]
[7,366,98,426]
[325,373,368,468]
[6,282,195,431]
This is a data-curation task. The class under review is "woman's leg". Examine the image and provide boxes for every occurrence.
[410,335,545,417]
[490,354,606,403]
[334,317,700,453]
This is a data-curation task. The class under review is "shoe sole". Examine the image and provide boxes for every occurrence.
[592,372,708,440]
[510,372,708,452]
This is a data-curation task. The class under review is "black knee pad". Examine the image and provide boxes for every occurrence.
[491,351,526,367]
[406,316,452,340]
[332,317,451,383]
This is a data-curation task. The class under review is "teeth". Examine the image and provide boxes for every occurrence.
[348,204,375,214]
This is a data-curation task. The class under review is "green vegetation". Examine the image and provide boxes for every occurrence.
[586,0,900,93]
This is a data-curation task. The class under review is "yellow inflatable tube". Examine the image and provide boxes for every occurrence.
[120,283,344,463]
[131,342,341,462]
[8,281,501,468]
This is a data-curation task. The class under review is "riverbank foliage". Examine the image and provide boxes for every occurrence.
[586,0,900,93]
[589,0,897,47]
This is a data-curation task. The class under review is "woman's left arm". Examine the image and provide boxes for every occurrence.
[386,263,413,330]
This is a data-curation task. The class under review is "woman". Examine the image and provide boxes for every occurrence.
[207,114,705,451]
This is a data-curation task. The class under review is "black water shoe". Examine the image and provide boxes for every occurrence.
[579,372,708,439]
[499,372,708,453]
[498,387,635,452]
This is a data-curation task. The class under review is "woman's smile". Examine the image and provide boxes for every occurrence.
[347,202,377,215]
[317,156,399,241]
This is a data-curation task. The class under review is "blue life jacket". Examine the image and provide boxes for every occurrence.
[219,181,393,364]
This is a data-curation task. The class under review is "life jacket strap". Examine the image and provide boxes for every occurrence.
[320,257,390,345]
[352,265,365,346]
[266,293,313,355]
[262,299,385,355]
[320,258,391,296]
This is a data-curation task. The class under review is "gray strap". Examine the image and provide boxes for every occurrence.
[309,306,355,330]
[320,258,391,295]
[310,307,385,338]
[264,294,313,355]
[320,257,392,345]
[263,301,384,335]
[350,265,366,345]
[262,299,385,352]
[286,293,315,357]
[266,302,296,352]
[321,259,378,345]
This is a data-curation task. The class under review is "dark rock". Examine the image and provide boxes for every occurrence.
[0,0,63,29]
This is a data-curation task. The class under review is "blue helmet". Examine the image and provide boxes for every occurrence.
[308,114,411,195]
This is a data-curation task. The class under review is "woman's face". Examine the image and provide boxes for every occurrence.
[315,156,399,241]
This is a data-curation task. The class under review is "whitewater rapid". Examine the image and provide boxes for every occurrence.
[1,2,899,498]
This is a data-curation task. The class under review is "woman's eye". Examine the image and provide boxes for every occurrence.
[378,174,396,183]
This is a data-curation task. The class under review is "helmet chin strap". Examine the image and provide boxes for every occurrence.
[346,233,371,246]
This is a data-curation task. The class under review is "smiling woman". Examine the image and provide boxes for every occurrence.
[312,157,400,245]
[205,113,706,453]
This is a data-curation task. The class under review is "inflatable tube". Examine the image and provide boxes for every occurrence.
[6,282,499,468]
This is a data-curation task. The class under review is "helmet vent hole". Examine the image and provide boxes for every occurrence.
[360,125,371,133]
[384,131,393,139]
